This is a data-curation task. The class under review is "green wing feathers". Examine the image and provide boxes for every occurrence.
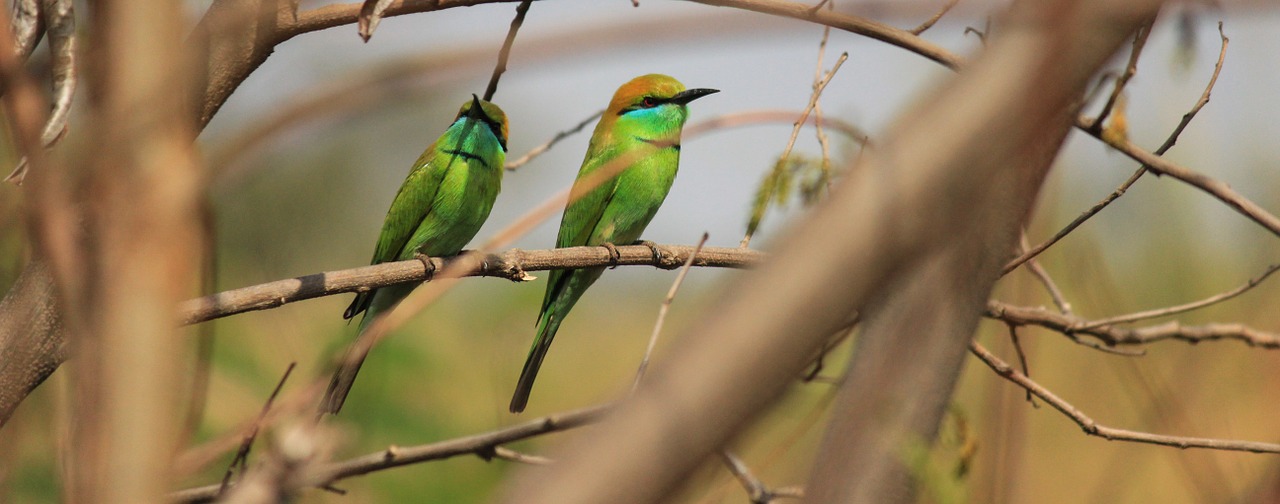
[343,148,447,320]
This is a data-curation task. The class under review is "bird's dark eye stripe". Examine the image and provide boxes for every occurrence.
[618,96,670,115]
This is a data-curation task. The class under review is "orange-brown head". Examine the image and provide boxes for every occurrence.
[595,74,718,145]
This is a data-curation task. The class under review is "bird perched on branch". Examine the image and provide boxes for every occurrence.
[510,74,717,413]
[321,95,509,415]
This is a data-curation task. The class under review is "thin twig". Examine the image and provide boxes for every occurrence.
[178,244,763,326]
[741,51,849,248]
[987,300,1280,349]
[811,6,835,191]
[970,341,1280,454]
[802,315,858,382]
[807,0,830,13]
[1002,165,1145,275]
[1075,263,1280,331]
[1018,232,1072,315]
[909,0,959,35]
[1005,323,1036,406]
[721,451,805,503]
[482,0,532,102]
[218,362,297,495]
[1004,23,1230,274]
[633,233,709,390]
[505,110,603,171]
[1091,18,1153,131]
[171,405,609,502]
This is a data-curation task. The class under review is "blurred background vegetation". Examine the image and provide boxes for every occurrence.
[3,1,1280,502]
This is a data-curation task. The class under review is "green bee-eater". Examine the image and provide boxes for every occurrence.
[322,95,509,415]
[509,74,717,413]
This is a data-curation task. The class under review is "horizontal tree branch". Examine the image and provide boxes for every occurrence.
[177,244,764,326]
[169,404,609,503]
[970,341,1280,454]
[986,300,1280,348]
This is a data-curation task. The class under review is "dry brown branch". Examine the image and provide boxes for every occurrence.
[0,262,63,427]
[687,0,960,69]
[1018,233,1072,315]
[1005,323,1036,405]
[1004,22,1229,274]
[987,300,1280,348]
[483,0,532,101]
[1107,135,1280,233]
[170,405,609,503]
[970,341,1280,454]
[633,233,710,389]
[179,244,761,326]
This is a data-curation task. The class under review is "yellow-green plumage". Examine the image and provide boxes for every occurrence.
[509,74,717,413]
[322,96,509,415]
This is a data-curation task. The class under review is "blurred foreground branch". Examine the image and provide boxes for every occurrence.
[170,405,608,503]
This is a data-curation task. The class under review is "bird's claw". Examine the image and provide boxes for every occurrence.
[414,252,437,281]
[632,240,669,268]
[601,242,621,269]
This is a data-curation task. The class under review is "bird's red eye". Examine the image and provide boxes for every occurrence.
[642,97,656,108]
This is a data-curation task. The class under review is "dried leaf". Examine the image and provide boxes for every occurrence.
[5,0,75,185]
[358,0,396,42]
[40,0,74,147]
[10,0,43,60]
[1101,93,1128,145]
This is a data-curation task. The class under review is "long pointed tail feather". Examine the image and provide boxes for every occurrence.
[320,310,376,415]
[509,311,560,413]
[321,283,413,415]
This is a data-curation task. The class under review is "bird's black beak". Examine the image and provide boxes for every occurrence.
[670,88,719,105]
[467,94,487,120]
